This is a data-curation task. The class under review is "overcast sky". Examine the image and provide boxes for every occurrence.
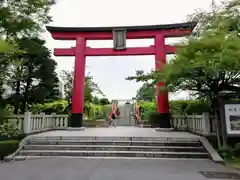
[42,0,221,101]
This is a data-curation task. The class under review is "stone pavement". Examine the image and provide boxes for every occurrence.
[32,126,201,139]
[0,158,239,180]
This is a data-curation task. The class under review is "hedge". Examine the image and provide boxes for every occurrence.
[0,140,19,160]
[84,119,106,127]
[184,100,209,114]
[29,100,111,120]
[30,100,69,114]
[139,99,209,120]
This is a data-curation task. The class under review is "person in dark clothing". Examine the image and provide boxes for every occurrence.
[110,112,116,127]
[115,108,120,116]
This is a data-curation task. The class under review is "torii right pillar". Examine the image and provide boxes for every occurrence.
[155,34,171,128]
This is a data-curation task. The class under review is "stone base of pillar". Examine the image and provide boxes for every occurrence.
[65,127,85,131]
[155,128,174,132]
[156,113,171,128]
[70,113,83,127]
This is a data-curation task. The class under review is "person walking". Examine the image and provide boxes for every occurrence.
[111,112,116,127]
[108,112,116,127]
[115,108,120,116]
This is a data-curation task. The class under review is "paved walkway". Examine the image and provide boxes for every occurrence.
[33,126,201,139]
[1,127,238,179]
[0,158,239,180]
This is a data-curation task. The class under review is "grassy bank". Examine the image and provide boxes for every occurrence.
[0,140,19,160]
[225,158,240,169]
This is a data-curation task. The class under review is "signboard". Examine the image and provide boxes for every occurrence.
[113,28,126,50]
[224,103,240,135]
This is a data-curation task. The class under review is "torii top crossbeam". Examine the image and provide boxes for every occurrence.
[46,22,197,40]
[46,22,197,57]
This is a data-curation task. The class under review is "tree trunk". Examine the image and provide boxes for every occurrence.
[20,78,31,113]
[21,63,33,113]
[14,80,21,114]
[210,95,226,148]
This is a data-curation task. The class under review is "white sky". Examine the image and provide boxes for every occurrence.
[42,0,222,101]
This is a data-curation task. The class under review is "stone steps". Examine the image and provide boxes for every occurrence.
[18,150,209,159]
[29,136,200,141]
[23,144,205,152]
[7,136,211,160]
[8,156,211,161]
[28,140,203,147]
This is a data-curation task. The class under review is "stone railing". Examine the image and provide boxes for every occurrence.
[171,113,211,136]
[5,112,68,134]
[4,112,212,136]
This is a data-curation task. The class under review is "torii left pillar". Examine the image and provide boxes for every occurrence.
[71,37,86,127]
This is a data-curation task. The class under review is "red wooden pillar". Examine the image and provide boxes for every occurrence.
[71,37,86,127]
[154,34,170,128]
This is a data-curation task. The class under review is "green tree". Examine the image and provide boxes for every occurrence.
[84,74,104,102]
[0,0,57,102]
[0,0,56,37]
[45,81,61,101]
[0,39,14,53]
[60,70,104,103]
[127,0,240,146]
[60,70,73,103]
[136,83,155,101]
[0,40,15,103]
[6,38,59,113]
[99,98,110,105]
[127,0,240,109]
[0,0,57,119]
[92,96,100,104]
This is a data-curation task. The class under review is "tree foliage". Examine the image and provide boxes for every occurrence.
[60,70,104,104]
[0,0,56,37]
[84,74,104,103]
[127,0,240,111]
[92,96,110,105]
[5,38,59,113]
[0,39,14,53]
[0,0,57,112]
[92,96,100,104]
[136,83,155,101]
[29,100,110,121]
[60,70,73,103]
[99,98,110,105]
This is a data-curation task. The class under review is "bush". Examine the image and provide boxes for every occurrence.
[102,105,112,117]
[30,100,69,114]
[84,103,107,120]
[169,100,189,114]
[185,100,209,114]
[139,101,157,120]
[170,100,209,115]
[139,99,209,117]
[0,122,23,140]
[0,140,19,160]
[218,145,234,159]
[148,112,160,127]
[83,119,106,127]
[0,107,11,124]
[30,100,108,120]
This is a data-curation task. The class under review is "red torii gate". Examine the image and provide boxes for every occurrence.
[46,22,196,128]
